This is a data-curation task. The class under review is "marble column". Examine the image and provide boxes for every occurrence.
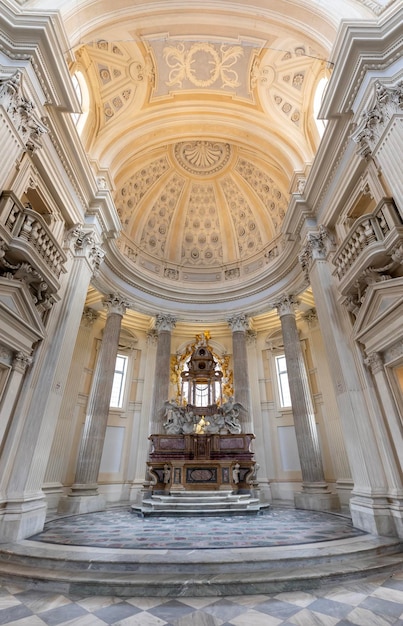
[273,295,339,511]
[300,226,395,535]
[150,314,176,434]
[58,295,128,515]
[227,314,252,432]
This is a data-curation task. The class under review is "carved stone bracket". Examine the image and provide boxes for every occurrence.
[155,313,177,332]
[0,238,56,315]
[353,80,403,160]
[0,71,47,153]
[227,313,249,332]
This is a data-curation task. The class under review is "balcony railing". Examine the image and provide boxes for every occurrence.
[333,198,403,295]
[0,191,66,286]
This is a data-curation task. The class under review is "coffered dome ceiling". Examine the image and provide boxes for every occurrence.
[47,0,382,316]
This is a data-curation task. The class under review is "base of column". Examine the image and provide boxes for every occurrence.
[57,490,106,516]
[0,495,47,542]
[295,483,340,512]
[350,494,396,536]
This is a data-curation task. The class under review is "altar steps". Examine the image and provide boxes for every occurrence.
[0,534,402,597]
[134,489,264,516]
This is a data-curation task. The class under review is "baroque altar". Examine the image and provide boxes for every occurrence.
[145,334,258,497]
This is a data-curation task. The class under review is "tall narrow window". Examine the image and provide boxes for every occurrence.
[110,354,128,408]
[313,76,329,138]
[275,354,292,408]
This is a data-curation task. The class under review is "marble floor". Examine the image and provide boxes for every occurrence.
[1,507,403,624]
[1,570,403,625]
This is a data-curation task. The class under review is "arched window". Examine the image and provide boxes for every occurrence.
[71,71,89,134]
[313,76,328,138]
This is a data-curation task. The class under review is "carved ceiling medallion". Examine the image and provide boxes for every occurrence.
[174,141,231,175]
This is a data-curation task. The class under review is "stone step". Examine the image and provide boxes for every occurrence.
[135,489,263,516]
[0,535,402,597]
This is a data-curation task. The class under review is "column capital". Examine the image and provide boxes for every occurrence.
[12,351,32,373]
[65,226,105,277]
[299,225,334,280]
[353,79,403,160]
[81,307,99,327]
[147,329,159,345]
[103,293,129,317]
[227,313,249,332]
[272,294,298,317]
[365,351,384,375]
[155,313,176,332]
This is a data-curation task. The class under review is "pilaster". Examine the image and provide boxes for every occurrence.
[300,226,395,535]
[0,228,103,541]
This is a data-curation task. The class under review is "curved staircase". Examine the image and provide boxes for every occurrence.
[0,533,402,597]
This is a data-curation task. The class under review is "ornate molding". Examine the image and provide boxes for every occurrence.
[164,42,243,90]
[0,71,47,153]
[174,141,231,176]
[155,313,177,332]
[353,80,403,160]
[271,294,298,317]
[227,313,249,332]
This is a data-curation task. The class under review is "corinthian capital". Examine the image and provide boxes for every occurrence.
[272,294,298,317]
[13,351,33,373]
[103,293,130,316]
[299,225,333,279]
[364,351,384,375]
[227,313,249,332]
[155,313,176,332]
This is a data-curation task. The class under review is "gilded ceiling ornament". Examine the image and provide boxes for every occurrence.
[163,42,243,89]
[174,141,231,175]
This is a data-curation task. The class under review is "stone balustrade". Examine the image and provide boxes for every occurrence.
[333,198,403,283]
[0,191,66,283]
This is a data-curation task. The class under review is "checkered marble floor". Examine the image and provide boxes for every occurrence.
[2,570,403,625]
